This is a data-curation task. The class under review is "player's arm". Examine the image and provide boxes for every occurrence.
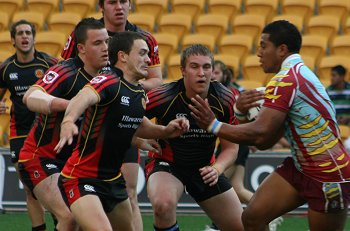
[131,136,161,153]
[134,116,189,139]
[200,138,238,186]
[190,95,286,150]
[139,65,162,91]
[54,87,99,153]
[23,86,70,114]
[0,88,8,114]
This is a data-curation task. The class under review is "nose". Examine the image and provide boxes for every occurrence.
[145,55,151,64]
[198,67,205,77]
[257,47,262,58]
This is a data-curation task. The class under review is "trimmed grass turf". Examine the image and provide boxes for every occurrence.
[0,212,349,230]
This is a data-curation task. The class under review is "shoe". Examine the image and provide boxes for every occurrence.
[268,216,283,231]
[202,225,220,231]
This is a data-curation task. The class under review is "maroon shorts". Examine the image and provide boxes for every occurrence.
[276,157,350,213]
[18,157,64,192]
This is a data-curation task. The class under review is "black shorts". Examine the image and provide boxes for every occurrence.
[10,137,26,163]
[235,145,250,167]
[58,176,128,213]
[18,157,65,192]
[123,145,139,164]
[145,158,232,203]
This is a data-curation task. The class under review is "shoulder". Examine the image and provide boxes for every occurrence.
[0,54,15,71]
[210,81,236,101]
[126,20,157,45]
[147,80,180,99]
[36,51,59,66]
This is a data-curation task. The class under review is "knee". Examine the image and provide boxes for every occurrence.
[242,208,256,228]
[152,197,176,218]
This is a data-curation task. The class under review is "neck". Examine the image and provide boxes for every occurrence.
[104,20,126,33]
[334,82,346,90]
[116,64,139,86]
[16,49,35,63]
[79,55,100,77]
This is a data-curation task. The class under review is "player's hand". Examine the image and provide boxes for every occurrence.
[199,165,220,186]
[189,95,216,129]
[0,98,9,114]
[139,139,161,154]
[236,89,265,114]
[54,120,78,153]
[164,118,190,138]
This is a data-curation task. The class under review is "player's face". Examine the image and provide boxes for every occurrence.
[212,64,224,82]
[331,70,343,86]
[102,0,131,29]
[257,33,283,73]
[81,28,109,71]
[182,55,212,97]
[12,24,34,54]
[126,39,150,79]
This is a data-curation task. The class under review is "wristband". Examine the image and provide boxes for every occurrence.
[233,103,247,120]
[207,118,223,135]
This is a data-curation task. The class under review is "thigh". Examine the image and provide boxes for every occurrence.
[308,208,347,231]
[147,171,184,205]
[121,162,139,190]
[70,194,112,231]
[107,198,134,231]
[246,171,305,222]
[199,188,244,231]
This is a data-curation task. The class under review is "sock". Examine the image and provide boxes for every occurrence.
[154,222,180,231]
[32,223,46,231]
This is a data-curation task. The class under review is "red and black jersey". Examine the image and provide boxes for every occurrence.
[62,67,147,180]
[146,79,238,168]
[61,19,160,67]
[0,51,58,138]
[19,57,94,162]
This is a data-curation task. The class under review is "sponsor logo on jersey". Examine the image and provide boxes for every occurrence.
[84,184,96,192]
[176,113,187,119]
[121,96,130,106]
[45,164,58,170]
[9,73,18,80]
[35,69,44,78]
[43,71,59,84]
[90,75,107,84]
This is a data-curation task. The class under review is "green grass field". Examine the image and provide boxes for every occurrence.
[1,212,350,231]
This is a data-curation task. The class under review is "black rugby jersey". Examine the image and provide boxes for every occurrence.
[62,67,146,180]
[19,57,94,162]
[0,51,58,138]
[146,79,238,168]
[61,19,160,66]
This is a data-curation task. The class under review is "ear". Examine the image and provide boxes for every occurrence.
[278,44,289,57]
[118,50,127,63]
[180,66,186,78]
[77,43,85,54]
[11,38,15,47]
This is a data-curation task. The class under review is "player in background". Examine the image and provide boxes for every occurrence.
[190,20,350,231]
[0,19,58,231]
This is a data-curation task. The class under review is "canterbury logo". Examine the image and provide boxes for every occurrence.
[121,96,130,106]
[45,164,58,170]
[84,184,96,192]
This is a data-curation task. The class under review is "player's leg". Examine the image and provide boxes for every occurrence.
[229,165,253,204]
[199,188,244,231]
[308,209,347,231]
[34,173,77,231]
[121,146,143,231]
[147,171,184,229]
[70,194,112,231]
[242,171,305,231]
[107,198,134,231]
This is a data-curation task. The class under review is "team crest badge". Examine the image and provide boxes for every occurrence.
[43,71,59,84]
[35,69,44,78]
[90,75,107,84]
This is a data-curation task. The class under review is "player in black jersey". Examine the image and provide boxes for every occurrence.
[55,31,188,231]
[145,45,244,231]
[18,18,110,231]
[0,20,58,231]
[61,2,162,228]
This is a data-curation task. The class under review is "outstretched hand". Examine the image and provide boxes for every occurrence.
[164,117,190,138]
[189,95,216,129]
[236,89,265,114]
[139,139,161,154]
[54,120,78,153]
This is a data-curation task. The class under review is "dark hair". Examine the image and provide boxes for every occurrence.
[332,65,346,77]
[99,0,130,8]
[108,31,146,66]
[180,44,214,69]
[74,17,105,45]
[214,60,233,87]
[262,20,302,53]
[10,19,36,39]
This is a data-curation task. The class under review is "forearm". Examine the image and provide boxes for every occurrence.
[24,88,56,114]
[63,88,99,123]
[214,142,238,174]
[134,117,167,139]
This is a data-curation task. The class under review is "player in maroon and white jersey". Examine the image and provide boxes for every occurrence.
[56,31,188,231]
[18,18,109,231]
[0,19,58,231]
[145,44,244,231]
